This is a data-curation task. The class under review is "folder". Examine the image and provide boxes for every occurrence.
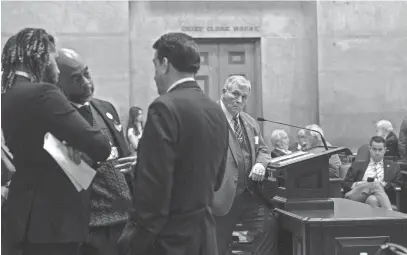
[43,132,96,191]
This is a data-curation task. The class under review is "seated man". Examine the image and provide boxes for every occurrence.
[304,124,341,178]
[270,129,292,158]
[343,136,402,210]
[376,120,399,158]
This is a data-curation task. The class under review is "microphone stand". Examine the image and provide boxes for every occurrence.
[257,117,329,151]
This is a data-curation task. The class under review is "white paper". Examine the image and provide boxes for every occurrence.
[43,132,96,191]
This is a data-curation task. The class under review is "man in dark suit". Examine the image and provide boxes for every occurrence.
[343,136,402,210]
[212,75,278,255]
[1,28,111,255]
[54,48,134,255]
[117,33,229,255]
[376,120,399,158]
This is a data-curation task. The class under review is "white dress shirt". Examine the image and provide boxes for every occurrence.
[362,159,384,182]
[220,100,239,133]
[167,77,195,93]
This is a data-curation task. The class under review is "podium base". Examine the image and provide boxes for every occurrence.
[273,196,334,211]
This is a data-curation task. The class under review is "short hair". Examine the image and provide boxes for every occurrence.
[1,28,56,93]
[376,120,393,133]
[223,75,251,91]
[370,135,386,146]
[305,124,324,140]
[152,32,200,74]
[270,129,288,147]
[297,129,306,137]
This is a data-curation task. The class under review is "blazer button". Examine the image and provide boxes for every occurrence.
[26,183,33,190]
[234,180,238,184]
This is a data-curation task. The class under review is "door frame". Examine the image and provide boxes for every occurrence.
[195,38,263,131]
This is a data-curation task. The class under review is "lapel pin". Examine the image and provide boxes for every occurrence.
[114,123,122,132]
[106,112,113,120]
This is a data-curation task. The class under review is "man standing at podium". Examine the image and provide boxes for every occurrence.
[213,75,278,255]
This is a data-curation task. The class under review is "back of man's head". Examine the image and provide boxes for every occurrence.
[152,33,200,74]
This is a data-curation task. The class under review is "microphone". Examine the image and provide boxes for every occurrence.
[257,117,329,151]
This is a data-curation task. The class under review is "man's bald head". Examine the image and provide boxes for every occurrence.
[56,48,94,104]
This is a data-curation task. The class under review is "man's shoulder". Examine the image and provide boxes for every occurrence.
[384,160,400,169]
[350,160,369,169]
[240,112,258,128]
[91,98,116,110]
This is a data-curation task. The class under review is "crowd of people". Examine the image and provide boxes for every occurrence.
[1,27,406,255]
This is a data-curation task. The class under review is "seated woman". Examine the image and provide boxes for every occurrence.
[270,129,292,158]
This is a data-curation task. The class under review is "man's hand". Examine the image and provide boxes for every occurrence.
[249,163,266,182]
[351,181,365,189]
[115,156,137,174]
[63,141,82,165]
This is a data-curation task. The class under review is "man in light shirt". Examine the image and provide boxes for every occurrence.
[343,136,402,210]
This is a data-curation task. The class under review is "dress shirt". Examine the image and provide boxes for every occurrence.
[362,159,384,182]
[167,77,195,93]
[220,100,239,133]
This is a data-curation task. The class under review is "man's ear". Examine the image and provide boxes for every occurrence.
[222,88,226,94]
[162,57,170,74]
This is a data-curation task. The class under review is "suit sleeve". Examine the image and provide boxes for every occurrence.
[131,100,177,249]
[342,163,358,193]
[253,121,271,167]
[399,118,407,159]
[34,83,110,161]
[215,120,229,192]
[386,164,403,190]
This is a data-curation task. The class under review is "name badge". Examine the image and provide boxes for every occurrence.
[254,136,259,145]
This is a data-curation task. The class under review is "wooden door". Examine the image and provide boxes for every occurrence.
[196,40,259,118]
[196,44,219,101]
[218,42,257,118]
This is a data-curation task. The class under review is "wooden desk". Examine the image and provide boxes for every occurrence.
[277,198,407,255]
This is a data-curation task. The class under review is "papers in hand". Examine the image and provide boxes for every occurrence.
[43,132,96,192]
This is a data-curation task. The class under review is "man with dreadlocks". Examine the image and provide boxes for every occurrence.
[50,48,134,255]
[1,28,111,255]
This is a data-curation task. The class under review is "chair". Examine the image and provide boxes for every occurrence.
[343,145,403,211]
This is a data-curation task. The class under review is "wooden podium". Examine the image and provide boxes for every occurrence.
[268,147,352,211]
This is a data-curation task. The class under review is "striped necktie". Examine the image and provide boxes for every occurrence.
[375,162,384,181]
[232,115,244,143]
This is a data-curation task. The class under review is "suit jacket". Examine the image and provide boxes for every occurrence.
[399,116,407,160]
[385,131,399,158]
[342,160,402,203]
[1,77,111,246]
[90,98,131,158]
[271,148,288,158]
[212,110,271,216]
[118,81,228,255]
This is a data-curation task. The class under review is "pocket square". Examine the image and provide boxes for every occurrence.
[254,136,259,145]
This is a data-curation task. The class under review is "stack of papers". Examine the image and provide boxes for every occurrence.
[43,132,96,192]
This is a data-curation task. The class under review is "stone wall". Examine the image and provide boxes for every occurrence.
[317,1,407,150]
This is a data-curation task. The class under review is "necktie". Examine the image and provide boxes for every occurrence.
[78,105,93,126]
[232,115,243,143]
[375,162,383,181]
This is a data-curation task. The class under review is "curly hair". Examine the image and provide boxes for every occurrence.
[1,28,56,93]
